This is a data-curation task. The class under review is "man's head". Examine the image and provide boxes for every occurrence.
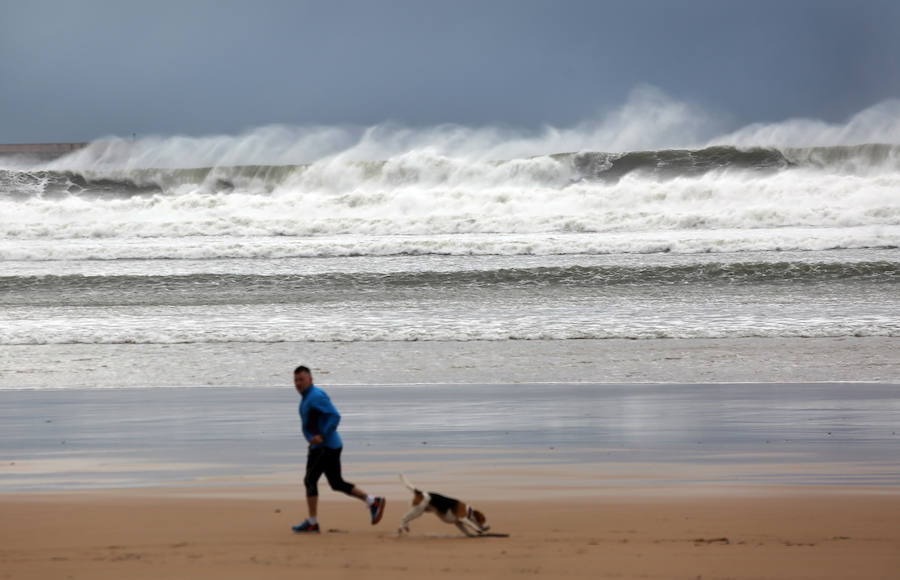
[294,365,313,394]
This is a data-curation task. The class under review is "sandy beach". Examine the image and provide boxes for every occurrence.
[3,484,900,580]
[3,378,900,579]
[3,345,899,579]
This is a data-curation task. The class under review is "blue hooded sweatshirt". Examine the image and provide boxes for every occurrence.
[299,385,343,449]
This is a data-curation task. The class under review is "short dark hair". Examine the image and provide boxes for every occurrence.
[294,365,311,375]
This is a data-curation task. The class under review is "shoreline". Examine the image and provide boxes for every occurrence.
[2,336,899,390]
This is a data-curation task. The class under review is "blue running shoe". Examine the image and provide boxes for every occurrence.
[370,497,386,525]
[292,520,320,533]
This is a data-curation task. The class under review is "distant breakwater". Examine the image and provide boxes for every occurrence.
[0,142,88,160]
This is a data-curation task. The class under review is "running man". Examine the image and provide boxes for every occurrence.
[291,365,385,533]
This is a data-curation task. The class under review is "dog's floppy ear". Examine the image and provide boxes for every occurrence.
[472,509,488,527]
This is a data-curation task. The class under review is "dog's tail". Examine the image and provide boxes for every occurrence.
[399,473,419,493]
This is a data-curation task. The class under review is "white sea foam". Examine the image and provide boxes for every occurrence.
[1,164,898,247]
[2,301,896,345]
[1,227,897,262]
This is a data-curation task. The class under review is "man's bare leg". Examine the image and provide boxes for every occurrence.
[307,495,317,518]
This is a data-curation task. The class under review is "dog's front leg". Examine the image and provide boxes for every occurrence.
[455,521,477,537]
[462,517,488,536]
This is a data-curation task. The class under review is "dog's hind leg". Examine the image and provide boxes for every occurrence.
[398,493,429,534]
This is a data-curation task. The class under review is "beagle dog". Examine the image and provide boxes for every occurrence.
[398,473,491,536]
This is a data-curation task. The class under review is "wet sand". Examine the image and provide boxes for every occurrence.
[2,484,900,580]
[4,382,900,491]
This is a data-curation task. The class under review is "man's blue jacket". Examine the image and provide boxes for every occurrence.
[299,385,343,449]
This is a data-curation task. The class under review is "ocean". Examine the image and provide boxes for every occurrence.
[2,141,898,357]
[1,136,899,490]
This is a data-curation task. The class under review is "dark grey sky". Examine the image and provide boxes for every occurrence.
[2,0,899,143]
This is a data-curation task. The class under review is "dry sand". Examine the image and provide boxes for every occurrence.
[3,485,899,580]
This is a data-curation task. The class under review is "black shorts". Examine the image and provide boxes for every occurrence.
[304,446,354,497]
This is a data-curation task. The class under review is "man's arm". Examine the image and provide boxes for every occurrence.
[310,394,341,442]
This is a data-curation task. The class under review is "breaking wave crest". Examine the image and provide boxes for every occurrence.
[3,144,899,199]
[0,143,898,254]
